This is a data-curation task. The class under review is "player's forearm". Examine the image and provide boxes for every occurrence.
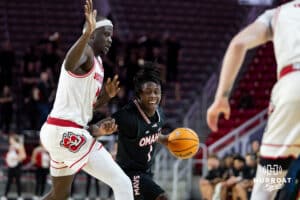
[94,89,111,110]
[158,134,168,147]
[215,39,247,100]
[64,33,91,71]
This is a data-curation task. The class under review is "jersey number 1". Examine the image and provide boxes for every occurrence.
[147,145,153,162]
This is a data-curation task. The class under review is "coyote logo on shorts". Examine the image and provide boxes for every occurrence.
[60,132,87,153]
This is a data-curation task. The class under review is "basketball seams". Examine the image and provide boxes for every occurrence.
[171,144,199,153]
[168,138,199,142]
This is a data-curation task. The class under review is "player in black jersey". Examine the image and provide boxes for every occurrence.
[112,62,169,200]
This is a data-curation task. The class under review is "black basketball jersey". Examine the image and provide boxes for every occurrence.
[112,99,165,173]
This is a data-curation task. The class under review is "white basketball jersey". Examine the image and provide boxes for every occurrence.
[256,0,300,74]
[50,56,104,126]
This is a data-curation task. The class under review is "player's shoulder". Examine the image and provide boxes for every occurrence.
[112,101,137,119]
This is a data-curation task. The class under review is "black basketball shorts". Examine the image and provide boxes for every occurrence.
[126,171,165,200]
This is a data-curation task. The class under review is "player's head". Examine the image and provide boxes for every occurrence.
[87,17,113,56]
[134,62,162,114]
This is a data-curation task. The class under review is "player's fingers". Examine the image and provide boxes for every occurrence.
[113,75,119,82]
[84,4,88,15]
[86,0,90,12]
[89,0,93,12]
[207,112,218,132]
[106,77,111,85]
[224,108,231,120]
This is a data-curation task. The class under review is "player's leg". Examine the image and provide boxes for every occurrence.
[251,100,300,199]
[131,172,167,200]
[42,174,75,200]
[82,147,134,200]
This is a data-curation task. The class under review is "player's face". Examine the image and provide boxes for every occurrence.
[93,26,113,55]
[139,82,161,114]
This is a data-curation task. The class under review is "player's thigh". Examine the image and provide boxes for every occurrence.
[261,101,300,158]
[128,172,166,200]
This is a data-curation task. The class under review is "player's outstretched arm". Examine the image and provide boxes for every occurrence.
[88,117,118,137]
[207,21,272,132]
[64,0,96,73]
[94,75,120,110]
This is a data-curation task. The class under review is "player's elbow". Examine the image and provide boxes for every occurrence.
[230,36,248,52]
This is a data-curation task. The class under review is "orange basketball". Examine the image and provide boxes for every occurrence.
[167,127,199,159]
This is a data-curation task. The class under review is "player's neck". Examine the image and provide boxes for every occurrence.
[139,104,155,117]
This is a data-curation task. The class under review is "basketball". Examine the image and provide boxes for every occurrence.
[167,127,200,159]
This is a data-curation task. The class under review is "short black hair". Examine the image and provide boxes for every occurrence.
[133,61,162,97]
[233,155,246,163]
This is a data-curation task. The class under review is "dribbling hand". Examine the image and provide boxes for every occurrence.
[83,0,97,35]
[206,97,230,132]
[105,75,120,98]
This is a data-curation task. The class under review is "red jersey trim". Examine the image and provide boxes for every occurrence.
[279,64,300,79]
[46,117,83,129]
[134,100,151,124]
[51,158,64,164]
[67,58,96,78]
[95,56,104,74]
[69,140,97,169]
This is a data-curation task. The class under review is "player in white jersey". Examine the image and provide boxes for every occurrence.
[39,0,133,199]
[207,1,300,199]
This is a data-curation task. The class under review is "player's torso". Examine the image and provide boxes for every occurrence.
[117,101,164,172]
[50,57,104,126]
[273,0,300,73]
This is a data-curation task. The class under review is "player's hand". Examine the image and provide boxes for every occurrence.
[95,117,118,136]
[105,75,120,98]
[206,97,230,132]
[83,0,97,35]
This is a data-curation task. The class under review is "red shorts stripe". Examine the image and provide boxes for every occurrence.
[260,155,296,160]
[97,143,103,150]
[69,140,97,169]
[262,143,300,148]
[46,117,83,129]
[51,165,68,170]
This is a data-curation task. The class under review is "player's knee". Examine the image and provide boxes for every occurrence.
[155,193,168,200]
[122,174,133,190]
[113,172,132,192]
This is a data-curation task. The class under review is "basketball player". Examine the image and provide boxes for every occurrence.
[112,63,169,200]
[207,1,300,199]
[39,0,133,199]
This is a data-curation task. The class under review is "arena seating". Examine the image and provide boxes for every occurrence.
[110,0,250,125]
[0,0,82,56]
